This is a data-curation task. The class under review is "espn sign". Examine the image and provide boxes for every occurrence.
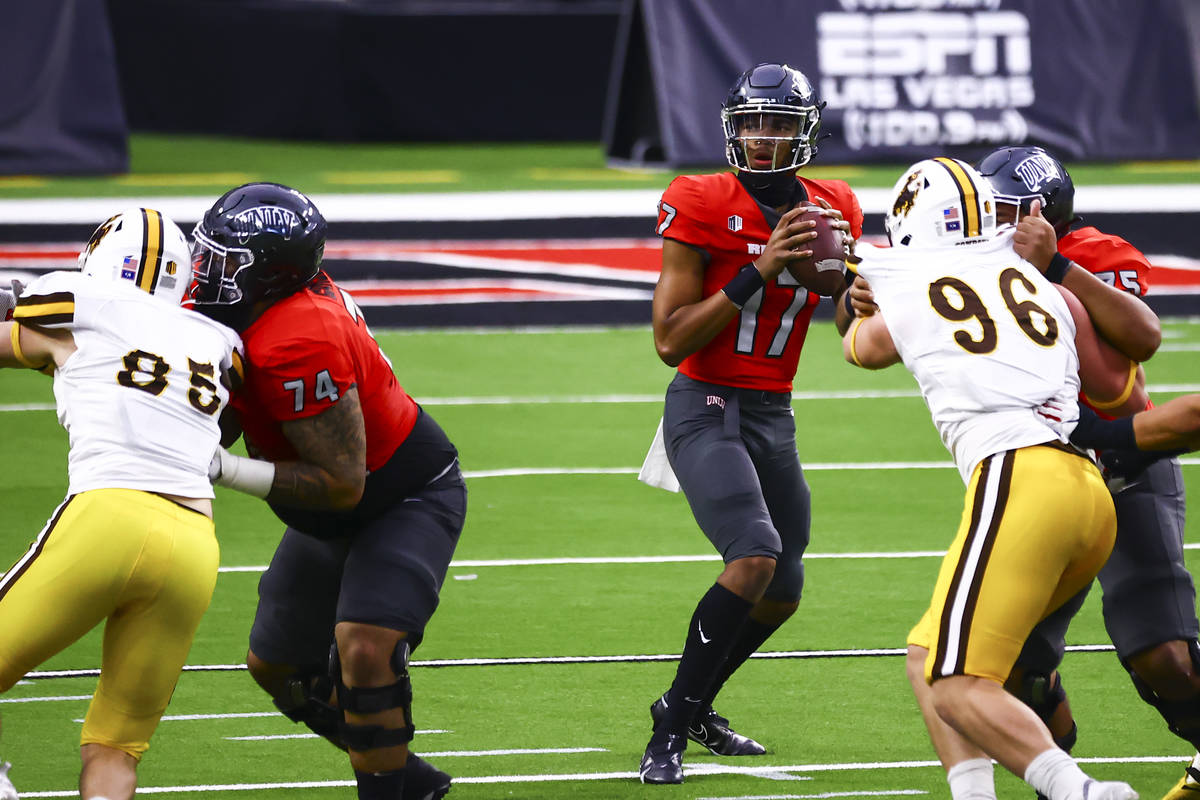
[817,6,1034,148]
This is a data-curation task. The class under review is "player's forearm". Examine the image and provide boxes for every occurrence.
[267,461,365,510]
[1133,395,1200,451]
[653,296,739,367]
[843,316,900,370]
[1061,266,1161,362]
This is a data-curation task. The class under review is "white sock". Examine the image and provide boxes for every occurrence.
[1025,748,1089,800]
[947,758,997,800]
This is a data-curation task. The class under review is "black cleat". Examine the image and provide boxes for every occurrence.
[639,733,686,784]
[405,754,452,800]
[650,693,766,756]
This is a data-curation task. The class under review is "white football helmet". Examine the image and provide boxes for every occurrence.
[78,208,193,305]
[885,157,997,248]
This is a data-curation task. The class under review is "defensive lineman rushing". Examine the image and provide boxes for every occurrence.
[638,62,861,784]
[0,209,242,800]
[191,183,465,800]
[980,147,1200,800]
[843,158,1137,800]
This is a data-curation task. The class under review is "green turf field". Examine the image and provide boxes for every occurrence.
[2,135,1199,198]
[3,321,1200,799]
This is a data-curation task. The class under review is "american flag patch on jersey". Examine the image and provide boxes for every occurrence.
[943,207,961,232]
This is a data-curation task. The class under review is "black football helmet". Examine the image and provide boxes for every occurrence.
[722,63,824,173]
[976,146,1077,236]
[190,182,327,330]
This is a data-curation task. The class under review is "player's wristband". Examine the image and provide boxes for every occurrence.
[211,449,275,498]
[1068,406,1137,451]
[722,262,766,309]
[841,286,855,318]
[1045,253,1072,284]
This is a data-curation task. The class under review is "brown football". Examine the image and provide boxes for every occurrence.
[787,206,849,296]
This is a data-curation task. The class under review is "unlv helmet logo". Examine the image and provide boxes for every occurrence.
[1013,154,1063,193]
[231,206,300,242]
[728,215,743,232]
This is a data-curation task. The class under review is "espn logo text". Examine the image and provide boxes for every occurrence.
[817,5,1032,148]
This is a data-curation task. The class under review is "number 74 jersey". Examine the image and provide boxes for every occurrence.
[852,236,1080,484]
[13,271,243,498]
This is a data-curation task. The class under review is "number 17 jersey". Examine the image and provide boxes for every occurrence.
[656,172,863,392]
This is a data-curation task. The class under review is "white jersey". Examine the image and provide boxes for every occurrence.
[854,234,1080,483]
[13,272,243,498]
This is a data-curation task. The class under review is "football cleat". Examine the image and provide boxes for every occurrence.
[1163,764,1200,800]
[405,754,451,800]
[1081,779,1138,800]
[639,733,686,784]
[0,761,16,800]
[650,693,766,756]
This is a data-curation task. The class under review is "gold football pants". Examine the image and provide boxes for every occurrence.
[0,488,218,758]
[909,443,1115,684]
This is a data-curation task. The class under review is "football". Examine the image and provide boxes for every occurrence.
[786,205,849,296]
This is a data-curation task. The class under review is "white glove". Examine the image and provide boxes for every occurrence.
[0,279,21,322]
[0,760,17,800]
[209,447,275,498]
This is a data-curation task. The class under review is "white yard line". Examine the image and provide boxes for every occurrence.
[26,643,1119,682]
[12,757,1192,797]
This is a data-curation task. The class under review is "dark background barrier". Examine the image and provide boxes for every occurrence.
[604,0,1200,167]
[0,0,128,175]
[6,0,1200,174]
[105,0,622,142]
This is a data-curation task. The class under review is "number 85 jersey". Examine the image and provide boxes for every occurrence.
[13,271,243,498]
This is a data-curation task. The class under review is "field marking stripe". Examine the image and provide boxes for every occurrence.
[13,756,1191,797]
[6,383,1200,413]
[25,643,1118,681]
[227,729,449,741]
[217,541,1200,572]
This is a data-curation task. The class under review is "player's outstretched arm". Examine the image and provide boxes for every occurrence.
[843,314,900,370]
[1132,396,1200,451]
[1015,200,1160,362]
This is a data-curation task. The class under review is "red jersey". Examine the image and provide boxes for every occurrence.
[234,272,418,471]
[1059,226,1150,297]
[656,172,863,392]
[1059,226,1154,415]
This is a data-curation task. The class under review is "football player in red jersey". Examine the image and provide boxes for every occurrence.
[190,183,462,800]
[637,63,863,784]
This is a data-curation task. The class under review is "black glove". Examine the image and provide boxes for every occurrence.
[1099,446,1185,486]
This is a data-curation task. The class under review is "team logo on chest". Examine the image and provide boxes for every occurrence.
[727,215,743,232]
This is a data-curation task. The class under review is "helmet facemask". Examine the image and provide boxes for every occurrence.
[190,225,255,306]
[723,105,821,173]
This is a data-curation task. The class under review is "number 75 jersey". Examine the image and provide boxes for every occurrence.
[852,236,1080,483]
[13,271,243,498]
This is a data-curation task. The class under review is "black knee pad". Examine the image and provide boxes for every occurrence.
[330,639,416,751]
[1012,669,1075,751]
[1013,670,1068,723]
[1125,639,1200,750]
[273,668,342,743]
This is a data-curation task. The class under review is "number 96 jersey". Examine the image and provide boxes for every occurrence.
[13,271,243,498]
[853,236,1080,484]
